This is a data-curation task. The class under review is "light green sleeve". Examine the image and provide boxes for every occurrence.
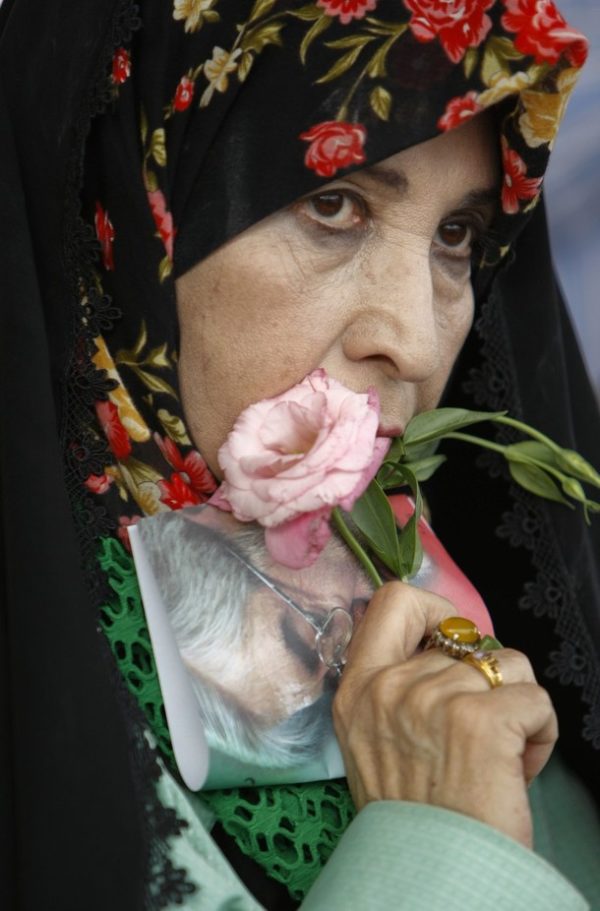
[158,758,594,911]
[302,800,589,911]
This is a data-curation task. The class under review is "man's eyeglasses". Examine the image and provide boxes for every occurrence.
[225,545,354,674]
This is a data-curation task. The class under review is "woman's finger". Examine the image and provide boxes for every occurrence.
[345,581,457,671]
[411,646,537,689]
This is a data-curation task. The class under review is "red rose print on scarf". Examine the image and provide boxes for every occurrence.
[501,138,543,214]
[317,0,377,25]
[403,0,494,63]
[438,91,483,131]
[112,48,131,85]
[94,202,115,271]
[95,400,132,461]
[158,473,202,509]
[147,189,176,260]
[299,121,367,178]
[501,0,588,67]
[84,472,113,495]
[154,434,217,500]
[174,75,195,111]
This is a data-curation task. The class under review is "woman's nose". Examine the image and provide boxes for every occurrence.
[341,247,440,383]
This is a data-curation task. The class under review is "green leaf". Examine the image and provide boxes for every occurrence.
[242,21,284,53]
[463,47,479,79]
[369,84,392,121]
[158,255,173,283]
[157,408,192,445]
[151,128,167,167]
[132,321,148,357]
[554,448,600,488]
[487,35,525,61]
[317,41,371,84]
[350,480,402,576]
[377,465,410,491]
[504,440,558,467]
[508,460,571,506]
[384,464,424,579]
[146,343,170,368]
[238,51,254,83]
[366,33,402,78]
[561,477,588,503]
[365,18,408,36]
[480,635,503,650]
[402,453,447,482]
[140,108,148,145]
[402,439,442,462]
[300,14,331,65]
[290,3,323,21]
[397,512,423,580]
[144,168,159,192]
[383,437,405,462]
[403,408,506,446]
[131,366,177,399]
[326,34,376,50]
[249,0,277,21]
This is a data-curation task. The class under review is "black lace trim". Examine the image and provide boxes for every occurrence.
[465,292,600,750]
[59,2,197,906]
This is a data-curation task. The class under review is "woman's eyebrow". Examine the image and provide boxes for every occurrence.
[458,187,501,210]
[353,168,500,212]
[358,164,409,193]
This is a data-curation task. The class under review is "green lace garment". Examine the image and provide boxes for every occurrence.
[98,536,356,900]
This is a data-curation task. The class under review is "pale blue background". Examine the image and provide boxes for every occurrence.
[545,2,600,398]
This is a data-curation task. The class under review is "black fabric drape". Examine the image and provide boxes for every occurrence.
[1,0,598,908]
[0,3,145,908]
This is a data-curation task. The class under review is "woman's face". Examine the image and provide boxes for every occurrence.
[176,115,498,476]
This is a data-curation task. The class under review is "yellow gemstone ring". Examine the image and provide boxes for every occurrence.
[426,616,481,659]
[461,649,503,689]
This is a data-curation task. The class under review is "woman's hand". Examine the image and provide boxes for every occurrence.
[333,582,558,848]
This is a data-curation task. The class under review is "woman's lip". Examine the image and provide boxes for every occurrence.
[378,424,405,438]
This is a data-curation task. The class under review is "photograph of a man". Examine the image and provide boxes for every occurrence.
[136,505,372,772]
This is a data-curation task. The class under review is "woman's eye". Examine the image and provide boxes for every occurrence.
[435,221,473,254]
[300,191,366,231]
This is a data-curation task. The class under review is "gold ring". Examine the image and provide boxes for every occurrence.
[426,616,481,659]
[461,649,503,688]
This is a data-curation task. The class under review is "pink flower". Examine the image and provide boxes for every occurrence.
[174,75,195,111]
[501,137,543,214]
[95,202,115,271]
[147,189,176,260]
[95,400,132,461]
[154,434,217,500]
[317,0,378,25]
[438,91,483,132]
[112,48,131,85]
[501,0,588,68]
[158,472,202,509]
[299,121,367,178]
[209,369,391,568]
[84,472,113,495]
[403,0,494,64]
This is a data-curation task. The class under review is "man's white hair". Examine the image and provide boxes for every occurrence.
[138,509,332,768]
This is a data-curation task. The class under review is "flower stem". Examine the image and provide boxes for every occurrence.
[494,415,559,450]
[331,507,383,589]
[444,431,507,454]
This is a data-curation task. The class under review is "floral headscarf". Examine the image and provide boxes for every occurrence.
[79,0,587,537]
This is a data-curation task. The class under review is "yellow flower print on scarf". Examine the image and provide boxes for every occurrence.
[173,0,220,34]
[519,68,580,149]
